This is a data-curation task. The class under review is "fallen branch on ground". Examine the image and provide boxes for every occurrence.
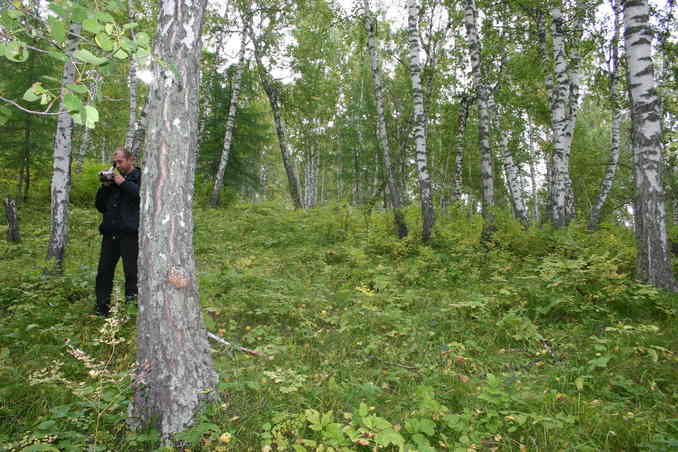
[207,331,264,358]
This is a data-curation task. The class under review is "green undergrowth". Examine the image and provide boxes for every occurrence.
[1,201,677,451]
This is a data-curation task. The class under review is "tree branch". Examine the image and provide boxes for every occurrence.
[0,96,61,116]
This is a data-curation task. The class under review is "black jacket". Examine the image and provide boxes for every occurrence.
[95,167,141,235]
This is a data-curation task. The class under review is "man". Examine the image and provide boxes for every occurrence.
[94,147,141,316]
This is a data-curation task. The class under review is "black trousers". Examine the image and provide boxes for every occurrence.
[95,233,138,315]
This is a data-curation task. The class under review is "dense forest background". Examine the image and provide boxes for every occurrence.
[0,0,677,450]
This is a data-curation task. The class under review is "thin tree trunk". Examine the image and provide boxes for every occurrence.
[623,0,676,290]
[464,0,494,240]
[76,71,101,174]
[408,0,435,243]
[46,23,80,272]
[4,198,20,242]
[129,100,148,160]
[364,0,407,238]
[590,0,623,230]
[528,121,540,222]
[129,0,218,439]
[210,28,247,207]
[124,0,139,151]
[537,11,555,223]
[452,94,469,203]
[249,27,302,210]
[498,128,529,227]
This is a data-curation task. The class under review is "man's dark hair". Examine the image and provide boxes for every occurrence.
[114,147,134,160]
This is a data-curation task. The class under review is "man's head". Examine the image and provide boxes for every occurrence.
[112,148,135,175]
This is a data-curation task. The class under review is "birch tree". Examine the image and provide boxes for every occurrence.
[623,0,677,290]
[75,71,102,174]
[549,1,585,227]
[46,23,80,271]
[210,26,248,207]
[247,9,303,210]
[589,0,623,230]
[364,0,408,238]
[464,0,494,239]
[129,0,218,438]
[407,0,435,242]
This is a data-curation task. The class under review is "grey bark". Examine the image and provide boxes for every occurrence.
[249,26,302,210]
[46,23,80,271]
[452,94,470,203]
[210,28,247,207]
[408,0,435,243]
[364,0,407,238]
[623,0,677,290]
[496,121,529,227]
[4,198,20,242]
[129,0,218,439]
[589,0,623,230]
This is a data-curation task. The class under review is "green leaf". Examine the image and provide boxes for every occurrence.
[5,41,29,62]
[374,430,405,448]
[7,9,23,19]
[63,93,83,113]
[575,377,585,391]
[96,11,115,23]
[120,37,136,52]
[22,87,40,102]
[49,3,68,18]
[48,17,67,43]
[0,105,11,126]
[113,48,128,60]
[136,31,151,48]
[47,51,68,63]
[83,17,103,34]
[95,33,114,51]
[66,83,89,94]
[0,43,5,58]
[82,105,101,128]
[71,5,88,22]
[73,49,108,65]
[124,22,139,30]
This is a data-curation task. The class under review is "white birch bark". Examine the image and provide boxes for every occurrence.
[408,0,435,242]
[364,0,407,237]
[590,0,623,230]
[46,23,80,271]
[550,6,576,228]
[75,71,102,174]
[498,129,529,227]
[129,0,218,438]
[124,0,139,151]
[210,29,247,207]
[623,0,677,290]
[464,0,494,238]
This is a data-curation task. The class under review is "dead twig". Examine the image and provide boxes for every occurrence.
[207,331,264,358]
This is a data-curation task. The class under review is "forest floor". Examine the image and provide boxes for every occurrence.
[0,201,677,451]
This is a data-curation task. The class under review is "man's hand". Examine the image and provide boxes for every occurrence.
[113,171,125,185]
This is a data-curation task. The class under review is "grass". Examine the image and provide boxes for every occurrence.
[0,199,677,451]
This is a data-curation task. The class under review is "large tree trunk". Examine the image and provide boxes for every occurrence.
[408,0,435,243]
[210,28,247,207]
[46,23,80,271]
[623,0,676,290]
[590,0,623,230]
[550,4,583,227]
[129,0,218,439]
[464,0,494,240]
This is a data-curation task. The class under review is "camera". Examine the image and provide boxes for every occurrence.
[99,162,116,183]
